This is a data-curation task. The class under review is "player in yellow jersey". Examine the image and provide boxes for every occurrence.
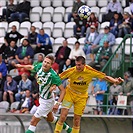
[54,56,124,133]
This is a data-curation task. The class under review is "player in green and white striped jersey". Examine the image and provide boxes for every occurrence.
[15,55,72,133]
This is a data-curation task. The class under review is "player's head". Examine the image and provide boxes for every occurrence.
[42,55,55,72]
[75,56,85,72]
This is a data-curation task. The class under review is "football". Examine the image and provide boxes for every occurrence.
[78,5,91,19]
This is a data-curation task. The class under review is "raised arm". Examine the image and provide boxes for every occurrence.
[15,64,34,71]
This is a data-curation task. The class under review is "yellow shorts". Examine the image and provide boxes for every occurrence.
[62,87,88,115]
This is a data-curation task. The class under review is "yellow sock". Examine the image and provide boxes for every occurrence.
[54,121,63,133]
[72,126,80,133]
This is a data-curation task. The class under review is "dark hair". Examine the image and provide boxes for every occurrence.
[22,38,30,45]
[75,41,80,45]
[76,56,85,64]
[6,75,12,78]
[45,55,55,64]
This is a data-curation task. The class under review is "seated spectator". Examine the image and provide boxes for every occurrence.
[3,75,17,104]
[52,61,59,74]
[13,38,34,65]
[90,26,115,61]
[0,73,5,102]
[31,78,39,102]
[73,16,87,38]
[1,0,16,22]
[3,40,18,71]
[83,25,99,55]
[86,12,99,34]
[102,0,122,22]
[109,12,122,37]
[69,41,86,67]
[0,54,7,79]
[28,26,38,50]
[55,40,71,73]
[10,0,30,23]
[13,56,31,83]
[91,78,107,115]
[62,59,71,72]
[30,53,44,79]
[35,29,52,56]
[62,59,71,88]
[119,71,133,115]
[15,73,32,102]
[13,89,34,113]
[89,41,112,70]
[68,0,84,22]
[118,12,132,37]
[0,25,24,54]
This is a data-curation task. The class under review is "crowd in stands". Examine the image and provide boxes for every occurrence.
[0,0,133,115]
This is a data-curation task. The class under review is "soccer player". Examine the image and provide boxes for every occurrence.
[54,56,124,133]
[15,55,72,133]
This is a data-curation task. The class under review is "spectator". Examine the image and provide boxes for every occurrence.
[90,26,115,61]
[108,82,122,105]
[62,59,71,72]
[31,78,39,102]
[35,29,52,56]
[83,25,99,55]
[119,71,133,115]
[108,82,122,115]
[68,0,84,22]
[3,75,17,104]
[30,53,44,79]
[15,73,32,102]
[52,61,59,74]
[0,25,24,54]
[0,54,7,79]
[62,59,72,88]
[0,73,5,102]
[118,12,132,37]
[89,41,112,70]
[10,0,30,23]
[73,16,87,38]
[4,25,24,46]
[91,78,107,115]
[3,40,18,71]
[69,41,86,67]
[1,0,16,22]
[86,12,99,34]
[28,26,38,50]
[109,12,122,37]
[13,38,34,65]
[55,40,71,73]
[102,0,122,22]
[130,0,133,17]
[13,56,31,83]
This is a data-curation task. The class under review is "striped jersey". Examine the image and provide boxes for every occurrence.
[33,63,62,99]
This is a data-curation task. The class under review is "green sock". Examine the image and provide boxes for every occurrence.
[25,129,34,133]
[53,116,72,133]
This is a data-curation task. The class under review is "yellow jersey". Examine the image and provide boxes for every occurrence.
[60,65,106,94]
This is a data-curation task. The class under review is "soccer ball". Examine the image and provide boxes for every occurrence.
[78,5,91,19]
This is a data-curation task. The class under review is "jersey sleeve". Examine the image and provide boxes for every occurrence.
[59,67,75,80]
[52,74,62,86]
[33,63,42,72]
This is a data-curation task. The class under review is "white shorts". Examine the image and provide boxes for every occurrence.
[34,97,55,119]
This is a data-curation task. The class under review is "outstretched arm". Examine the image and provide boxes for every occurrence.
[104,76,124,84]
[15,64,34,71]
